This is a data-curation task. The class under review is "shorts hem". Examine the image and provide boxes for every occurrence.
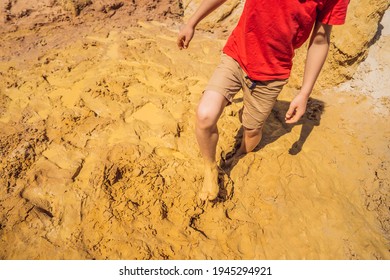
[204,85,233,103]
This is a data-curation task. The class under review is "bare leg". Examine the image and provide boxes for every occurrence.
[225,127,262,168]
[196,90,228,200]
[237,127,262,156]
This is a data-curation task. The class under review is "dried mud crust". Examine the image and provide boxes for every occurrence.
[364,160,390,236]
[1,0,183,27]
[0,2,389,260]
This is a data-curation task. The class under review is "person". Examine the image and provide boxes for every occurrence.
[177,0,349,201]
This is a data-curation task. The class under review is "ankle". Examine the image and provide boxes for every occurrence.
[204,161,218,172]
[235,147,247,158]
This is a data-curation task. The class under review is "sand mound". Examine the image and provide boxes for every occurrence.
[0,1,389,259]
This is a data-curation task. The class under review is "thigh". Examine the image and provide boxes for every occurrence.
[241,79,287,129]
[204,53,243,103]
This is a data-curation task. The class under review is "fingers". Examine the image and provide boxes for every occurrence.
[177,25,194,50]
[177,34,190,49]
[285,104,304,124]
[285,105,297,123]
[183,37,190,49]
[177,25,186,49]
[285,94,309,123]
[177,35,185,49]
[285,115,299,124]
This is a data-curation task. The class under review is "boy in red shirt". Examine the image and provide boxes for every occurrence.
[177,0,349,201]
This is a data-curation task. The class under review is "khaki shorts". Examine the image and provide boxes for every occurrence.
[205,53,287,130]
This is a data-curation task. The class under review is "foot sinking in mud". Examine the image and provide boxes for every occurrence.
[199,150,245,201]
[199,163,220,201]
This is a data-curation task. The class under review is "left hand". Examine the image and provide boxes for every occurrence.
[285,94,309,124]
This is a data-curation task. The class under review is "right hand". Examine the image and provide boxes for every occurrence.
[177,24,195,50]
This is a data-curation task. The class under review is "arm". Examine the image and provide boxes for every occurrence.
[285,21,332,123]
[177,0,227,49]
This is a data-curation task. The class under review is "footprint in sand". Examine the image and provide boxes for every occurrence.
[20,158,74,218]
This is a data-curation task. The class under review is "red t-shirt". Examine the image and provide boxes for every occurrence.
[223,0,349,81]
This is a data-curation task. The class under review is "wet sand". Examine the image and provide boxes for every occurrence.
[0,1,389,259]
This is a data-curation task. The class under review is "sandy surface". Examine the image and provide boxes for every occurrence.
[0,1,389,259]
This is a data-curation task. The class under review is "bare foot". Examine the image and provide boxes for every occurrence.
[199,163,219,201]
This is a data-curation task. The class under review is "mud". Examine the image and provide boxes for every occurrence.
[0,0,389,259]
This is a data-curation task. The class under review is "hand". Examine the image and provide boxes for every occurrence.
[285,93,309,124]
[177,24,195,50]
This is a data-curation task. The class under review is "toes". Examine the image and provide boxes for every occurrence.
[199,187,219,201]
[207,190,219,201]
[199,189,209,201]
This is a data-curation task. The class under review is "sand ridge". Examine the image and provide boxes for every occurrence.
[0,1,389,259]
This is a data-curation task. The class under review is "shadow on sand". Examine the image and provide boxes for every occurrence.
[215,97,325,202]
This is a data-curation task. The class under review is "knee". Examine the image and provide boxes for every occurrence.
[196,105,217,130]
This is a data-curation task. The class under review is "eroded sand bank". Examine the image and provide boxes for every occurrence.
[0,1,389,259]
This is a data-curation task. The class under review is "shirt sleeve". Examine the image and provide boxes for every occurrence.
[318,0,350,25]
